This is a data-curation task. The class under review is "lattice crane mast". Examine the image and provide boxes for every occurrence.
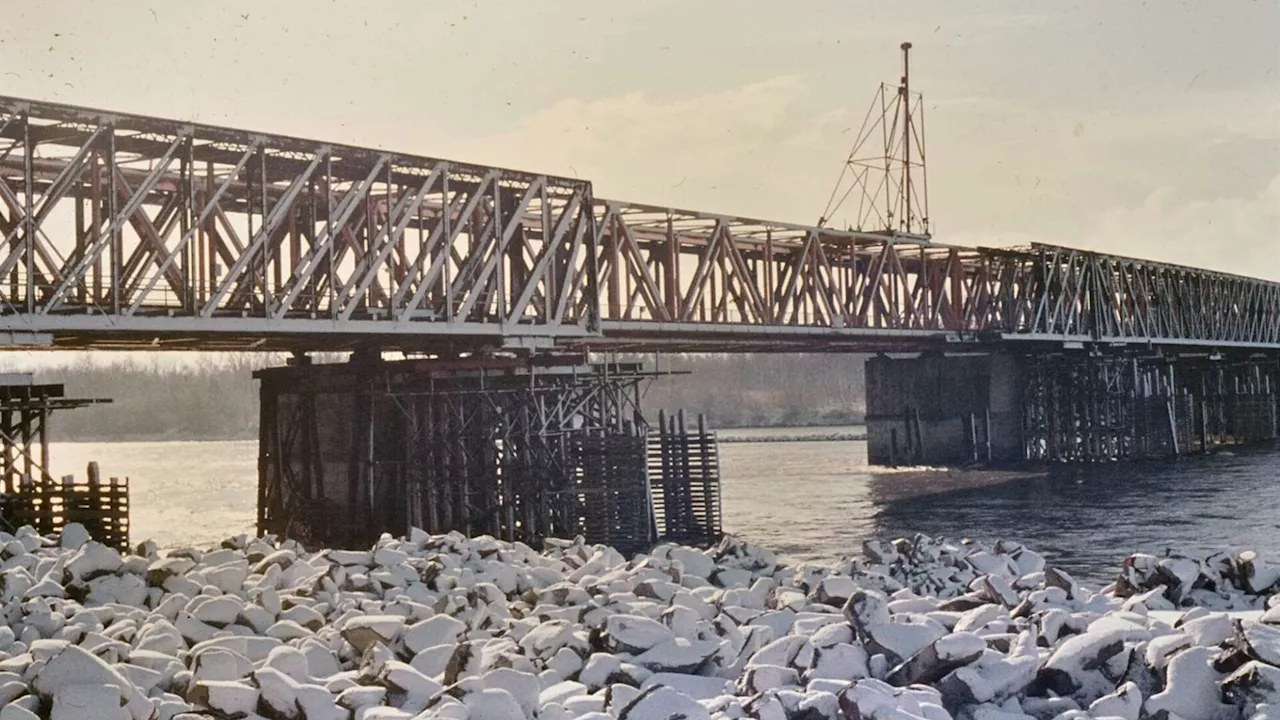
[819,42,931,239]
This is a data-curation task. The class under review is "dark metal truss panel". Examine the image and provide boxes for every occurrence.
[0,95,1277,353]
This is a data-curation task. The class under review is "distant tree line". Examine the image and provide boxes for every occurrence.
[637,354,866,428]
[6,352,866,442]
[24,354,268,442]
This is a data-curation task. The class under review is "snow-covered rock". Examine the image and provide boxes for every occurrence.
[1144,646,1229,720]
[0,526,1270,720]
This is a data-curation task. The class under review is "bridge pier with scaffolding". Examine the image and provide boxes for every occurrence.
[255,353,722,553]
[865,351,1279,465]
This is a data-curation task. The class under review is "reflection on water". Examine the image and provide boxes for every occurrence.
[49,432,1280,585]
[722,434,1280,584]
[718,438,1037,563]
[868,446,1280,584]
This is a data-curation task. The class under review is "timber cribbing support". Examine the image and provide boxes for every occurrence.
[0,377,126,549]
[255,354,723,553]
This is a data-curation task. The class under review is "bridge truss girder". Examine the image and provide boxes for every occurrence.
[0,95,1277,354]
[588,203,1280,351]
[0,97,598,351]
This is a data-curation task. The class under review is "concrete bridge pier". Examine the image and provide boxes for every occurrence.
[865,353,1024,466]
[865,351,1279,466]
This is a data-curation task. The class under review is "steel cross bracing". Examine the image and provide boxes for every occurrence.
[0,96,599,351]
[0,95,1277,353]
[590,210,1280,351]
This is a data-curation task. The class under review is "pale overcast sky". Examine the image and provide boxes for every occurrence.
[1,0,1277,284]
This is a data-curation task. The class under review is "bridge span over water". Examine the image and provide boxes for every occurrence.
[0,94,1278,551]
[0,95,1276,354]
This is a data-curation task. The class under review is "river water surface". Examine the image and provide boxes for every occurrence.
[49,428,1280,585]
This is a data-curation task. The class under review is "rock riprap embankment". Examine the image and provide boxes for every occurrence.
[0,526,1276,719]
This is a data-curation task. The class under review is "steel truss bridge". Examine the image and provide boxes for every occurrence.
[0,95,1277,354]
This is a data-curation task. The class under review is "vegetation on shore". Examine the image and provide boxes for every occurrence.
[36,354,266,442]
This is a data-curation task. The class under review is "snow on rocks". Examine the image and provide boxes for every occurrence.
[0,526,1273,719]
[1113,548,1280,610]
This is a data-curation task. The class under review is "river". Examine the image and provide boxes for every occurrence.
[48,428,1280,585]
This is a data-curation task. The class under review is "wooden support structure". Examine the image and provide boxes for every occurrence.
[570,435,652,552]
[0,375,126,549]
[647,410,722,547]
[256,354,724,554]
[1021,353,1276,462]
[0,472,130,549]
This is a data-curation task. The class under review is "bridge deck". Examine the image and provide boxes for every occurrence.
[0,95,1276,353]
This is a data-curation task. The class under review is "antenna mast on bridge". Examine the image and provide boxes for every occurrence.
[819,42,930,239]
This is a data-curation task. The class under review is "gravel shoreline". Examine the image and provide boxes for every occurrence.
[0,525,1276,719]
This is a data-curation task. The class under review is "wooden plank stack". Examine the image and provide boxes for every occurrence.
[648,410,723,548]
[0,471,130,551]
[569,435,653,554]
